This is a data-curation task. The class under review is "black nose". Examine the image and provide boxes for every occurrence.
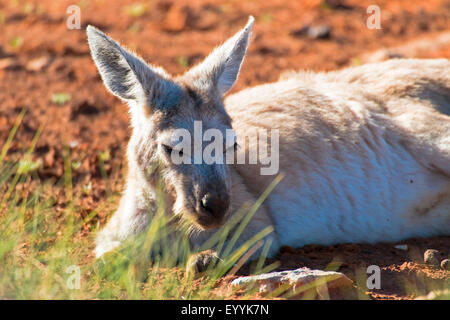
[200,193,229,218]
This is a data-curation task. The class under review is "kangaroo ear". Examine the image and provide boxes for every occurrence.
[86,26,183,110]
[185,16,254,96]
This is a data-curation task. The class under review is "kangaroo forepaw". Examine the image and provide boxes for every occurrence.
[185,249,220,278]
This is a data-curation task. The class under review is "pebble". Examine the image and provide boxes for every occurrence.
[307,25,331,39]
[290,24,332,39]
[25,56,52,72]
[0,57,20,70]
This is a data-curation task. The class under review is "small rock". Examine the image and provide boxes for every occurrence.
[26,56,52,72]
[441,259,450,270]
[424,249,440,267]
[0,57,20,70]
[394,244,408,251]
[307,25,331,39]
[69,140,79,149]
[231,267,354,299]
[291,24,331,40]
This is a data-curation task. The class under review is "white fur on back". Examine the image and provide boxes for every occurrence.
[225,58,450,249]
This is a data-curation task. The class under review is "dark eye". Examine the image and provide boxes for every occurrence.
[163,144,183,157]
[162,144,173,155]
[224,142,239,154]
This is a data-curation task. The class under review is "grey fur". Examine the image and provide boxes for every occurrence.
[86,25,183,110]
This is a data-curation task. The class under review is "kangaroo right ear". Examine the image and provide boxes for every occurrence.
[184,16,254,96]
[86,26,183,110]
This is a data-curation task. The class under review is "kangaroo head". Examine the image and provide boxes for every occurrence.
[87,17,254,229]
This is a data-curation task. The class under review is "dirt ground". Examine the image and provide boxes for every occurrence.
[0,0,449,299]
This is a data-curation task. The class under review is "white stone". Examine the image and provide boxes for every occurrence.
[231,267,353,298]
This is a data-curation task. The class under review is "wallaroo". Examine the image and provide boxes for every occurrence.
[87,17,450,271]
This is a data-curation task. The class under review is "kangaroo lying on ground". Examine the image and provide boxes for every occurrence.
[87,17,450,269]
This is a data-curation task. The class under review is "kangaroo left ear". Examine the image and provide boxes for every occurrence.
[184,16,254,96]
[86,25,183,111]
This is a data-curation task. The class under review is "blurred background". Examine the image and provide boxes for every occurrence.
[0,0,449,299]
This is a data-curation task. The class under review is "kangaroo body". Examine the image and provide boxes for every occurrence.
[216,59,450,255]
[87,19,450,260]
